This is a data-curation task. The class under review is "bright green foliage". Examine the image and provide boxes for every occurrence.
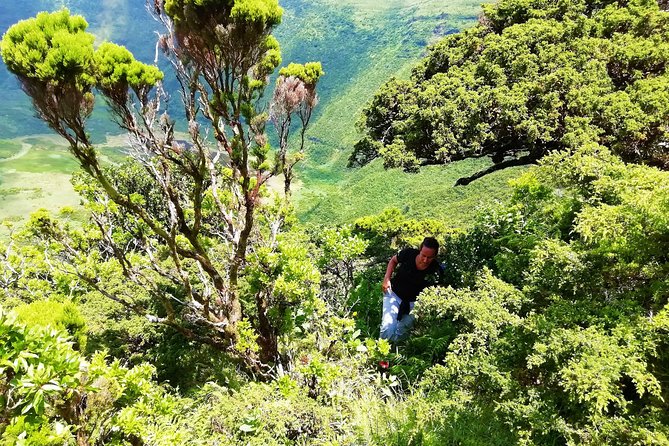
[279,62,325,85]
[395,147,669,444]
[165,0,283,28]
[94,42,163,96]
[0,10,93,86]
[14,300,87,350]
[0,309,84,445]
[177,381,340,444]
[244,231,322,342]
[354,0,669,182]
[0,9,163,147]
[163,0,283,86]
[84,353,189,445]
[0,10,98,143]
[313,225,368,314]
[353,208,448,260]
[0,307,199,445]
[231,0,282,24]
[1,3,322,375]
[0,238,73,308]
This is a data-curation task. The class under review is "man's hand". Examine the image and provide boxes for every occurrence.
[382,280,391,293]
[382,254,398,293]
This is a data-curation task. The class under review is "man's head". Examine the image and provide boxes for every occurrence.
[416,237,439,270]
[420,237,439,252]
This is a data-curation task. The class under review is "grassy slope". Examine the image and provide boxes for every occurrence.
[280,0,524,228]
[0,0,522,228]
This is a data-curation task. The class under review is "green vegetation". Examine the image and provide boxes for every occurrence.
[1,0,669,444]
[354,0,669,184]
[0,1,326,373]
[404,146,669,444]
[0,140,21,160]
[3,144,668,444]
[14,299,87,349]
[297,156,523,227]
[0,0,505,226]
[283,0,516,225]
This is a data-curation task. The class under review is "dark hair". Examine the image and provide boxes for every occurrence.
[420,237,439,252]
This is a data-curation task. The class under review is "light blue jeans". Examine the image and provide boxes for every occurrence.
[379,289,415,342]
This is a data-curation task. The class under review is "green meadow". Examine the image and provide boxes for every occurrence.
[0,136,78,223]
[0,135,131,224]
[285,0,516,227]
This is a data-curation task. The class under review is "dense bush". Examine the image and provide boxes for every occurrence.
[14,299,87,350]
[400,146,669,444]
[0,307,193,445]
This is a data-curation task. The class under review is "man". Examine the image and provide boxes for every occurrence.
[380,237,442,342]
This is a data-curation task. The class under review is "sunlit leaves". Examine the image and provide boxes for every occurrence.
[278,62,324,86]
[94,42,163,94]
[0,309,83,444]
[0,9,93,86]
[406,146,669,443]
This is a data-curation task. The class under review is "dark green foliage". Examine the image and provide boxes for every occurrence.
[439,225,499,288]
[354,0,669,181]
[404,147,669,444]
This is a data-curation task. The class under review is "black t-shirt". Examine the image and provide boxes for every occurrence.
[390,248,443,316]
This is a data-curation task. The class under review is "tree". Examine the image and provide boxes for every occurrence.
[270,62,324,196]
[351,0,669,184]
[1,2,322,374]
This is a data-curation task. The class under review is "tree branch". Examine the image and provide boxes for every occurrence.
[454,154,538,186]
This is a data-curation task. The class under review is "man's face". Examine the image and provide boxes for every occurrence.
[416,246,437,270]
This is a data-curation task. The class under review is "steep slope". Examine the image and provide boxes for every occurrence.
[0,0,516,227]
[285,0,521,226]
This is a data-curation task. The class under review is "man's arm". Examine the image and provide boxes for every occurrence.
[382,255,398,292]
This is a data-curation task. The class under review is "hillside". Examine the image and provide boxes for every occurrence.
[0,0,514,227]
[0,1,668,444]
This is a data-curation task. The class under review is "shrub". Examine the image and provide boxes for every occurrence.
[14,300,87,350]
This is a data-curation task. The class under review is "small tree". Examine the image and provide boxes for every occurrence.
[1,2,322,373]
[270,62,324,196]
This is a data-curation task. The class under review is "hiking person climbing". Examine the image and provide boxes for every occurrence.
[380,237,443,342]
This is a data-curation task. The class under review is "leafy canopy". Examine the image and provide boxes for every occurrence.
[353,0,669,184]
[403,146,669,444]
[0,10,93,86]
[94,42,163,92]
[279,62,325,85]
